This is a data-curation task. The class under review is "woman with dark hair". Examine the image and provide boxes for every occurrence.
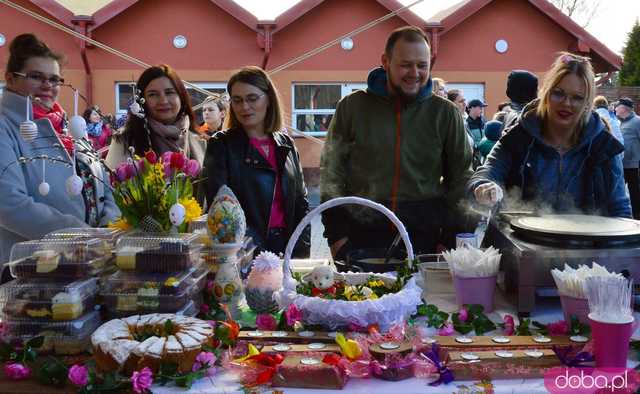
[83,105,112,153]
[204,66,310,257]
[468,52,630,217]
[0,33,119,263]
[105,64,205,169]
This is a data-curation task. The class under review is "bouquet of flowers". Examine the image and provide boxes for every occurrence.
[110,151,202,233]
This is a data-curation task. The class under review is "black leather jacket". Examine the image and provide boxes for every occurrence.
[204,128,310,257]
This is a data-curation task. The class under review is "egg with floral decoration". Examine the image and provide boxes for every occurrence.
[169,203,185,226]
[245,251,282,313]
[207,185,246,244]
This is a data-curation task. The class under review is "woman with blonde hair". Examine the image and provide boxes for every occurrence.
[468,52,630,217]
[203,66,309,256]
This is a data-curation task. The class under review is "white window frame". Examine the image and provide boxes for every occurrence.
[114,81,226,116]
[291,82,366,137]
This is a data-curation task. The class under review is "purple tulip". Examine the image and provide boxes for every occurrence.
[185,159,201,177]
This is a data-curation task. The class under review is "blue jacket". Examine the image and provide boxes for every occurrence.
[467,102,631,218]
[620,112,640,169]
[0,90,120,263]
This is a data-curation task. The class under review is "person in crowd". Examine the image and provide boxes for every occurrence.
[204,66,310,257]
[0,34,120,263]
[105,64,205,169]
[321,26,472,257]
[468,53,630,218]
[196,94,227,138]
[593,96,623,145]
[477,120,502,162]
[501,69,538,133]
[497,102,511,113]
[83,105,112,154]
[616,97,640,219]
[447,89,466,118]
[466,99,487,169]
[432,77,447,98]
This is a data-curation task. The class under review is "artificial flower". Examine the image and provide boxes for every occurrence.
[235,343,261,363]
[3,363,31,380]
[503,314,515,336]
[185,159,201,177]
[131,367,153,393]
[335,333,362,360]
[459,307,469,322]
[192,351,217,376]
[437,322,454,336]
[285,304,303,327]
[547,320,569,336]
[180,197,202,222]
[68,364,88,386]
[170,152,186,170]
[255,314,277,331]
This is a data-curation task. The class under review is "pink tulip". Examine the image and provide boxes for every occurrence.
[68,364,88,386]
[185,159,201,177]
[458,307,468,322]
[256,314,278,331]
[437,322,454,336]
[285,304,303,327]
[503,314,515,336]
[161,151,173,165]
[131,367,153,393]
[547,320,569,336]
[3,363,31,380]
[144,150,157,164]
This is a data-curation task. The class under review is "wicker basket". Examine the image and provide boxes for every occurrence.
[274,196,422,331]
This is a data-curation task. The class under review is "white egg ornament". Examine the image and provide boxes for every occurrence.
[69,115,87,139]
[65,175,83,196]
[20,121,38,142]
[38,181,50,196]
[169,203,186,226]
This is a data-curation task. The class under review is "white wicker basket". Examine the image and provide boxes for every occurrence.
[274,196,423,331]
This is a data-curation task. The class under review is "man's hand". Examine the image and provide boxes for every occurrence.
[473,182,504,206]
[330,237,349,259]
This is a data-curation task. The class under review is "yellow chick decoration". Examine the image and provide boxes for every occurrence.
[335,333,362,360]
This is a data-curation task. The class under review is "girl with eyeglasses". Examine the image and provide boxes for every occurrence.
[203,66,310,257]
[468,52,631,218]
[0,34,120,264]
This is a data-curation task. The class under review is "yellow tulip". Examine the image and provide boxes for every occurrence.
[234,343,261,363]
[335,333,362,360]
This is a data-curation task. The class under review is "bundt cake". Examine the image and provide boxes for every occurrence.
[91,313,214,373]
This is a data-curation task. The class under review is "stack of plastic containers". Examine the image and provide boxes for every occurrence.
[104,232,207,318]
[0,238,108,354]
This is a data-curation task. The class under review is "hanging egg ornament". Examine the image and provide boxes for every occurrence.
[65,174,83,196]
[19,121,38,142]
[69,115,87,139]
[169,203,186,226]
[38,181,50,196]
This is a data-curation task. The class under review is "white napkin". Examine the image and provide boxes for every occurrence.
[443,246,501,278]
[551,263,623,299]
[584,276,634,324]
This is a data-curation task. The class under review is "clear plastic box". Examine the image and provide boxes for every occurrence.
[100,266,208,296]
[189,214,212,247]
[114,232,202,273]
[8,238,112,279]
[100,269,207,314]
[0,277,99,321]
[43,227,126,248]
[3,310,101,355]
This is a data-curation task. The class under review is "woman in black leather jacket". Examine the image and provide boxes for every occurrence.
[204,66,310,257]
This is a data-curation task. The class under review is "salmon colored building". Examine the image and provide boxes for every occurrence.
[0,0,622,180]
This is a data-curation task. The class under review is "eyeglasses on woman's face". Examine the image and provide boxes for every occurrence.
[230,93,265,106]
[12,71,65,87]
[549,88,585,108]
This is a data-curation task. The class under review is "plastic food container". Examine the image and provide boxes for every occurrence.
[0,277,99,321]
[43,227,126,248]
[115,233,201,273]
[100,266,208,296]
[8,239,112,279]
[3,310,101,355]
[100,269,207,314]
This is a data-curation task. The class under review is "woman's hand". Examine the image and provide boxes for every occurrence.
[474,182,504,206]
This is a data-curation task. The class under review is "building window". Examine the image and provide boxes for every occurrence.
[291,83,366,136]
[0,82,4,96]
[114,82,226,125]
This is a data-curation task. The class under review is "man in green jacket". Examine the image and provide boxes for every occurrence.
[320,26,472,258]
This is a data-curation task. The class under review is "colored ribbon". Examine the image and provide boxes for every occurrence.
[552,345,594,368]
[422,343,454,386]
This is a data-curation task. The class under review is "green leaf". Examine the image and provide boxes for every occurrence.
[35,356,68,387]
[466,304,485,316]
[0,341,14,362]
[25,336,44,349]
[416,304,428,316]
[472,315,496,335]
[23,347,38,363]
[453,321,473,335]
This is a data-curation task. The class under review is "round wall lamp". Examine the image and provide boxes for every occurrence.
[0,34,6,47]
[495,39,508,54]
[341,37,354,51]
[173,35,188,49]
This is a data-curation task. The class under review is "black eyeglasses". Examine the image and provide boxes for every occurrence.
[230,93,265,106]
[12,72,65,87]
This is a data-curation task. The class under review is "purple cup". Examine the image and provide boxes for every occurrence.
[589,313,634,369]
[453,274,497,312]
[560,295,590,325]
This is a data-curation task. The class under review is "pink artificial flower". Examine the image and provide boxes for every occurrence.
[3,363,31,380]
[192,351,217,374]
[144,150,157,164]
[547,320,569,336]
[285,304,303,327]
[68,364,88,386]
[131,367,153,393]
[184,159,201,177]
[458,307,469,322]
[437,322,454,336]
[256,314,278,331]
[200,303,210,314]
[170,152,186,170]
[503,315,515,336]
[161,151,173,165]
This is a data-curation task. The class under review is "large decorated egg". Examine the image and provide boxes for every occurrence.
[207,185,246,244]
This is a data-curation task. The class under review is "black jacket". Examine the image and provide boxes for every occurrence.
[204,128,310,257]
